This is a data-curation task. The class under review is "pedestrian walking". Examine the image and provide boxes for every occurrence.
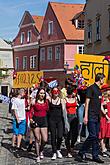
[11,89,26,157]
[64,86,78,158]
[99,84,110,157]
[29,87,49,163]
[48,87,64,160]
[78,73,105,163]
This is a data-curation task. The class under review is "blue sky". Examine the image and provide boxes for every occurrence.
[0,0,85,41]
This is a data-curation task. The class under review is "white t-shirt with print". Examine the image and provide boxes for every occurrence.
[12,97,26,120]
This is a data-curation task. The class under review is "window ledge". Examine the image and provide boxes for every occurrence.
[86,43,93,47]
[94,40,101,44]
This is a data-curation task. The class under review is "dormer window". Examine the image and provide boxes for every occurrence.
[21,32,25,44]
[27,30,31,43]
[76,20,84,29]
[48,21,53,35]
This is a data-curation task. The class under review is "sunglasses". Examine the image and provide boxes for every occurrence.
[52,90,59,94]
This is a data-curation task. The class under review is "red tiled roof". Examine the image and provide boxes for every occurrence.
[50,2,84,40]
[32,16,44,32]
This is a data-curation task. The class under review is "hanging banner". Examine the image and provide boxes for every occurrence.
[13,71,43,88]
[75,54,109,85]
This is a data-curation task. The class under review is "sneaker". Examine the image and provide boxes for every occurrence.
[10,146,16,153]
[16,147,21,158]
[77,135,81,143]
[93,158,104,163]
[36,157,40,163]
[51,153,57,160]
[67,153,72,158]
[78,151,87,160]
[40,152,44,159]
[27,143,33,152]
[102,152,108,157]
[57,150,63,158]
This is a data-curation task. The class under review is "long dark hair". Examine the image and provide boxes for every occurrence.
[35,87,46,103]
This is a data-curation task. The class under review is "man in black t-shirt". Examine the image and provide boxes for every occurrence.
[78,73,105,164]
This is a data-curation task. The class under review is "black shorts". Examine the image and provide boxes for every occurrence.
[32,116,48,128]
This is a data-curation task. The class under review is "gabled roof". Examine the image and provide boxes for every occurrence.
[50,2,84,40]
[0,38,12,49]
[32,16,44,33]
[19,11,44,33]
[19,11,34,27]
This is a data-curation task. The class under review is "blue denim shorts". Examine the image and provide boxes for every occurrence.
[13,119,26,135]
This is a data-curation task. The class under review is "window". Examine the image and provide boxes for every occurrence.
[48,21,53,35]
[77,45,84,54]
[88,24,92,44]
[40,48,45,62]
[108,10,110,33]
[27,30,31,43]
[96,17,101,41]
[47,47,52,61]
[15,57,19,70]
[55,46,61,61]
[30,55,37,69]
[21,32,25,44]
[23,56,27,70]
[77,20,84,29]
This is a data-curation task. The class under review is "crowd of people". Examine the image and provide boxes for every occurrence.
[8,72,110,164]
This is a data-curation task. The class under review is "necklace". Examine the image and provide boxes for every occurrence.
[52,97,60,105]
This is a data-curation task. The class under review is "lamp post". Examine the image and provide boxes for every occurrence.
[64,61,69,74]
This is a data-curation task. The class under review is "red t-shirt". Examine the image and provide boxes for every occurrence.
[30,100,48,118]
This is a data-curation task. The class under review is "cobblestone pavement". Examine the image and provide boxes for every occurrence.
[1,103,110,165]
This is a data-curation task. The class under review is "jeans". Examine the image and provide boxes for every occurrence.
[80,118,100,159]
[78,104,88,137]
[78,104,84,124]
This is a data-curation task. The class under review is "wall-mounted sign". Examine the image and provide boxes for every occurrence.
[75,54,109,85]
[13,71,43,88]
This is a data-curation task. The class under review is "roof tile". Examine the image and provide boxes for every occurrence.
[50,2,84,40]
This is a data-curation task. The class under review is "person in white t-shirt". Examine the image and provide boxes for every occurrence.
[11,89,26,156]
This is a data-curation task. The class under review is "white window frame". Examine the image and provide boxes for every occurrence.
[27,30,31,43]
[96,17,101,41]
[55,46,61,61]
[47,47,52,61]
[77,20,84,29]
[23,56,27,70]
[40,48,45,62]
[48,21,53,35]
[20,32,25,44]
[30,55,37,69]
[15,57,19,70]
[77,45,84,54]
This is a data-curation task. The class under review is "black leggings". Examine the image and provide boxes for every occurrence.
[65,117,78,152]
[49,118,63,153]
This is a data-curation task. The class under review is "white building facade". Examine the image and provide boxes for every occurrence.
[0,38,13,96]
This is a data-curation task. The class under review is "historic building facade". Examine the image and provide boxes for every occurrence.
[0,38,13,96]
[84,0,110,55]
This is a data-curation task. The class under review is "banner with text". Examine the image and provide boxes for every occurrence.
[13,71,43,88]
[75,54,109,85]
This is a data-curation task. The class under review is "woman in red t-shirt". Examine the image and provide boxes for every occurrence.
[30,87,49,163]
[64,87,78,158]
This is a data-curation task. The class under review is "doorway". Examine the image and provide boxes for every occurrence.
[1,86,8,96]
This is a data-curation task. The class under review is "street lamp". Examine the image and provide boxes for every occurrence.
[64,61,69,74]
